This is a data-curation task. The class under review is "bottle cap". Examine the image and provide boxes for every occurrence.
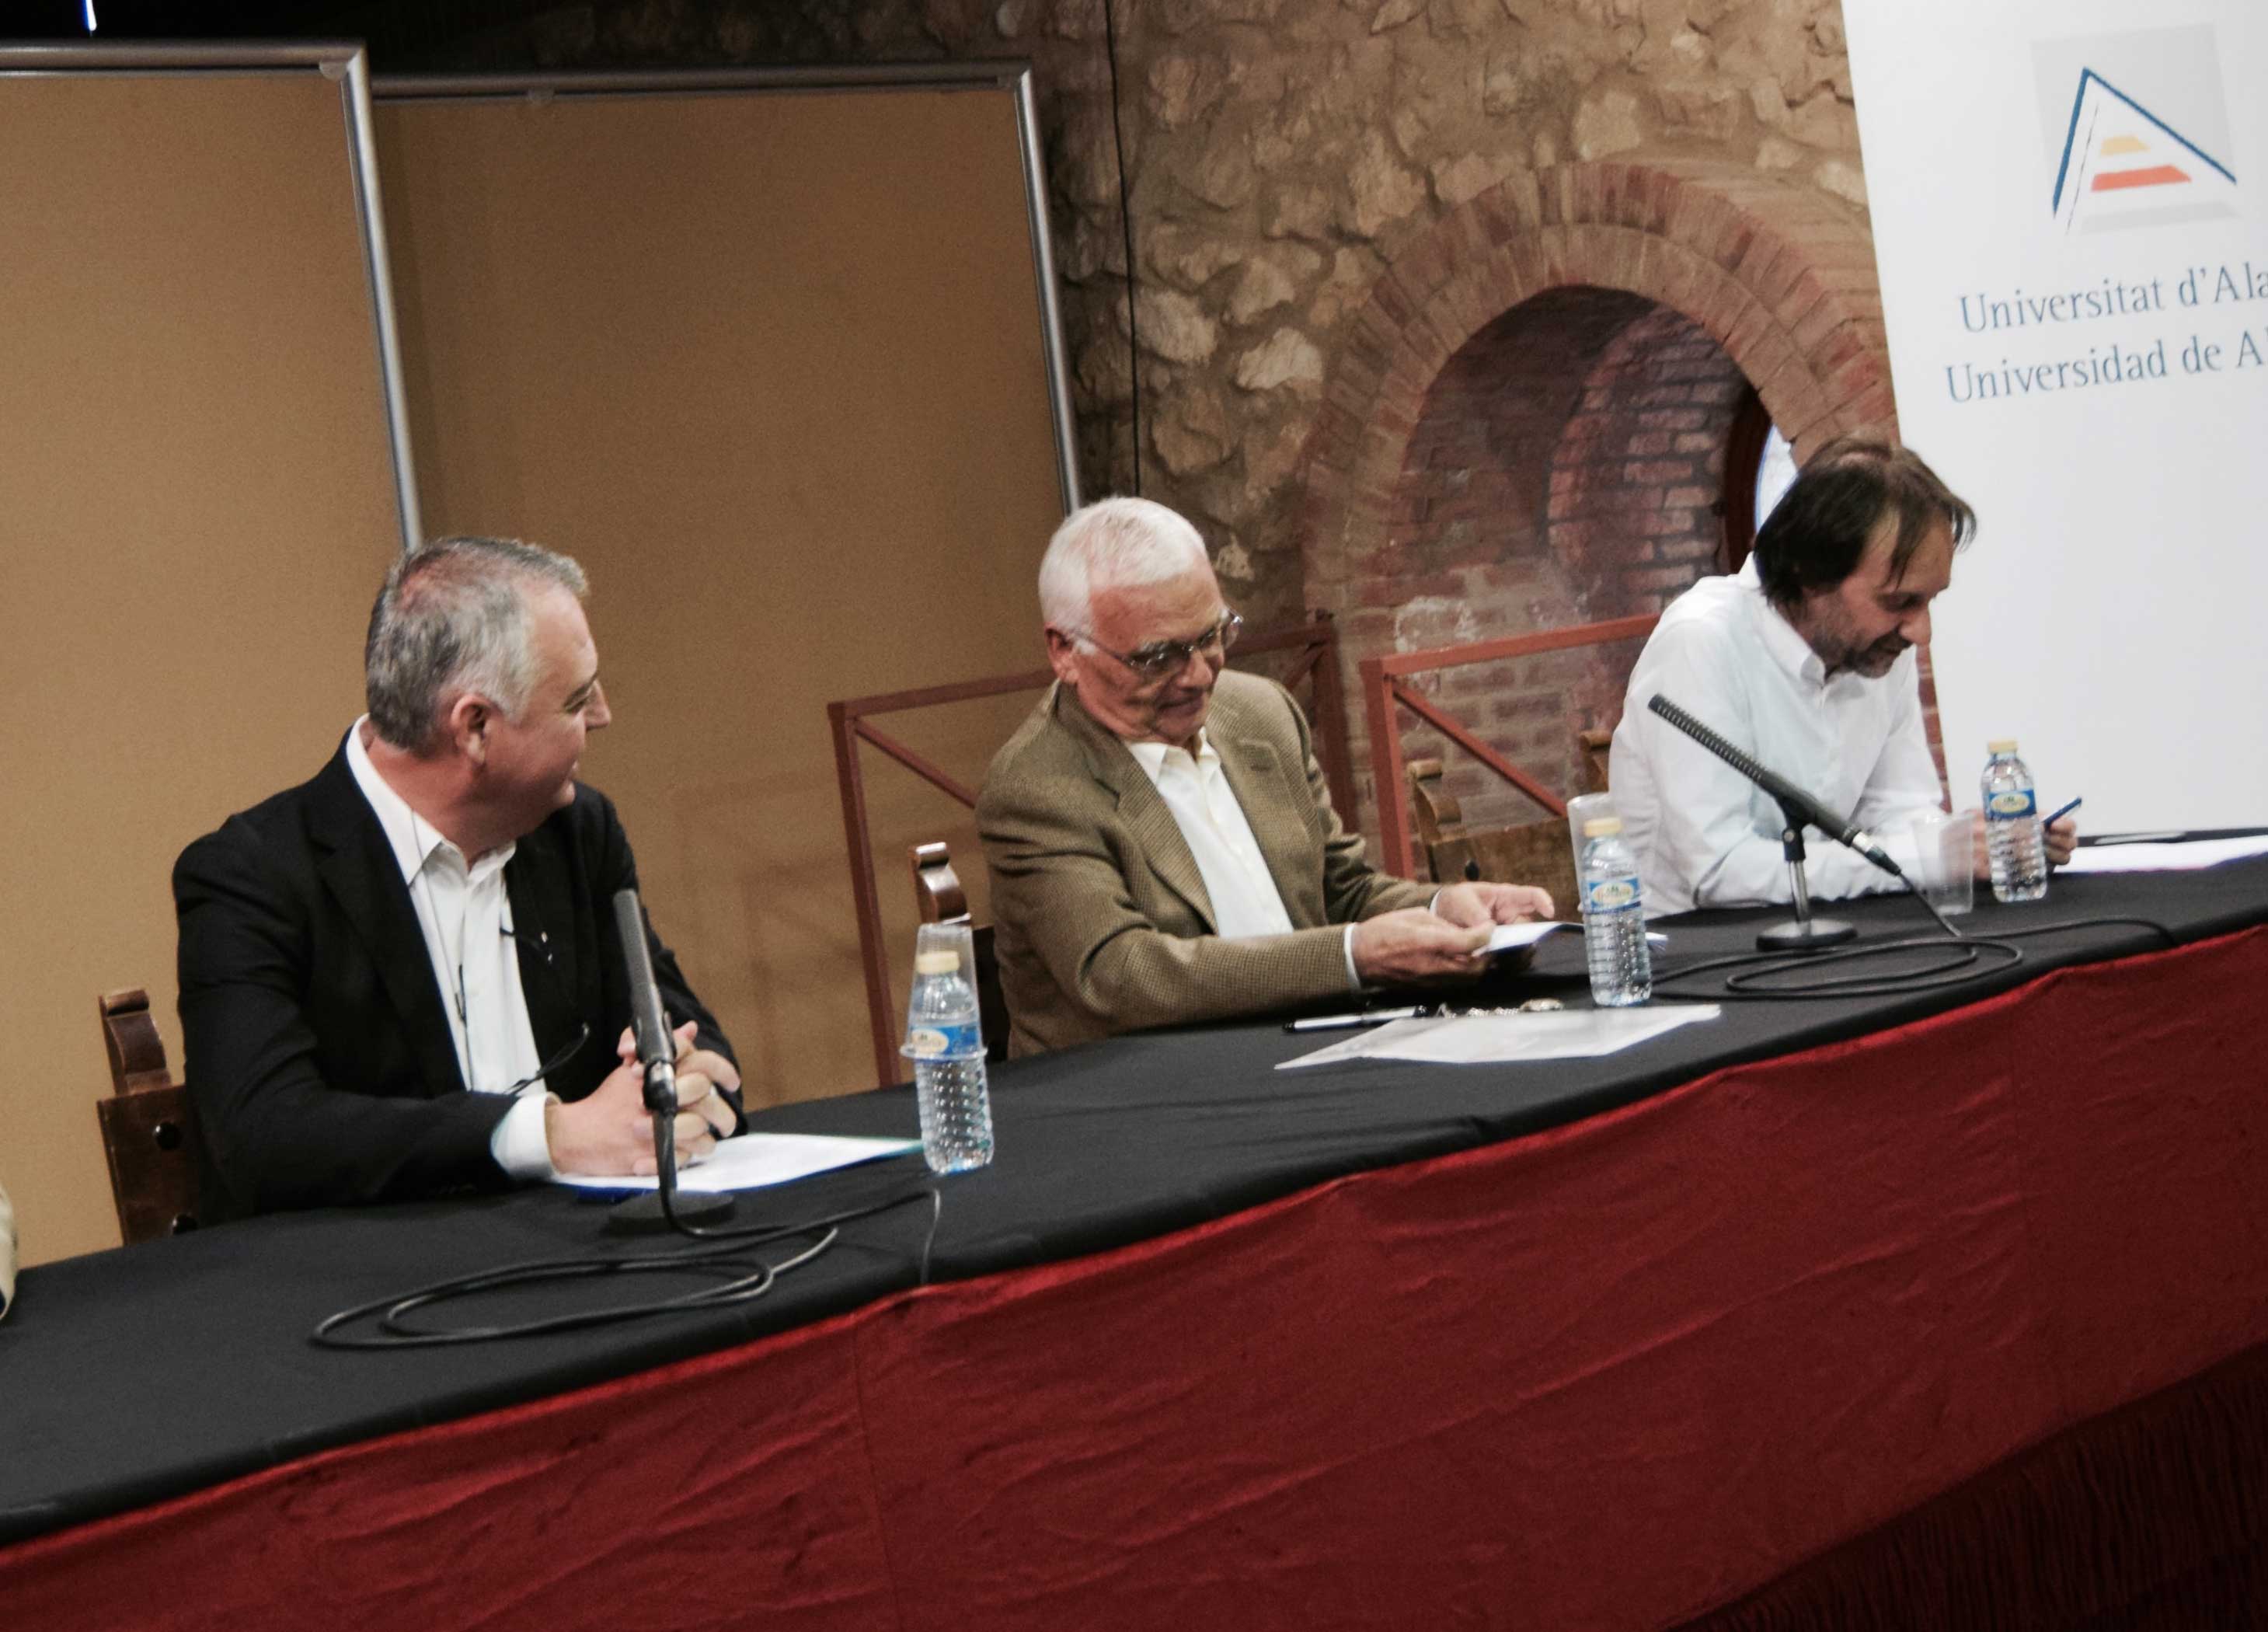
[1582,817,1623,837]
[914,950,961,975]
[1987,738,2018,753]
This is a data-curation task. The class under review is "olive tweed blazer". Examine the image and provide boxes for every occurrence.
[976,671,1434,1056]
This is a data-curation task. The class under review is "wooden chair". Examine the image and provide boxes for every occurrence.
[909,842,1010,1062]
[1406,758,1580,914]
[95,988,203,1243]
[1576,727,1613,796]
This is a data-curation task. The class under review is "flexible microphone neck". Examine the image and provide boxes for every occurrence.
[1646,693,1903,879]
[611,888,678,1114]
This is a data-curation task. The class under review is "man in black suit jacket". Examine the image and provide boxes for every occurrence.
[174,538,739,1221]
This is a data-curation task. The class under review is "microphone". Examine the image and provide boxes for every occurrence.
[604,887,735,1234]
[1646,694,1901,878]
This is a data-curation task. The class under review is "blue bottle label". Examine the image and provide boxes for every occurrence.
[1987,789,2036,820]
[1585,876,1640,913]
[905,1021,982,1060]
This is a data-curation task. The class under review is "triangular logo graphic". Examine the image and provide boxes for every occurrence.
[2050,68,2238,235]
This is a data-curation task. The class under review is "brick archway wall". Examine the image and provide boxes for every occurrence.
[1301,160,1897,835]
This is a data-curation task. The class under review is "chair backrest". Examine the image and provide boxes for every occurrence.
[1406,758,1580,915]
[95,988,203,1244]
[908,842,1009,1063]
[1576,727,1613,795]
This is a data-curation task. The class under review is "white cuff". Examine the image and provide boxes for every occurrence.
[1341,922,1364,991]
[489,1089,560,1181]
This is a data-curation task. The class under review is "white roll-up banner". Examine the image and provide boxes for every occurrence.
[1845,0,2266,832]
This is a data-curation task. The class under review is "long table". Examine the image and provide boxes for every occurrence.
[5,861,2267,1628]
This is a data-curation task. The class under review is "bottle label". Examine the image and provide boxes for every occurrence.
[1987,789,2036,819]
[1585,876,1640,912]
[905,1022,982,1060]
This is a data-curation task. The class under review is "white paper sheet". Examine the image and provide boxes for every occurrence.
[2057,835,2268,874]
[552,1132,921,1193]
[1278,1004,1719,1069]
[1481,922,1668,957]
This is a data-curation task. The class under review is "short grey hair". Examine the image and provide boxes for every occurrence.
[1037,497,1211,635]
[364,536,589,754]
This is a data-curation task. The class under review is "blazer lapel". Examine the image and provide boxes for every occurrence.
[305,746,467,1097]
[1214,734,1327,929]
[1055,686,1217,933]
[503,825,591,1081]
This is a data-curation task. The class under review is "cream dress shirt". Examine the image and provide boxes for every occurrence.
[1127,733,1364,990]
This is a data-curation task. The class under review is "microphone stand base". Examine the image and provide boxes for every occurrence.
[1757,918,1857,953]
[604,1187,738,1235]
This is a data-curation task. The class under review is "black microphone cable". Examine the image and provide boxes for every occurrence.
[312,887,950,1350]
[1646,894,2177,1003]
[309,1184,942,1351]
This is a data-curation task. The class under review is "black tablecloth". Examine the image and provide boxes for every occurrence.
[4,858,2264,1547]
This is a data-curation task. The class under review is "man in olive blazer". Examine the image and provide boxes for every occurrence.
[978,499,1554,1056]
[982,670,1441,1053]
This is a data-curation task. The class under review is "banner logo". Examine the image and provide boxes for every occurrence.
[2036,26,2238,236]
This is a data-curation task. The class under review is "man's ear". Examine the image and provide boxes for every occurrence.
[1043,628,1082,689]
[444,692,492,766]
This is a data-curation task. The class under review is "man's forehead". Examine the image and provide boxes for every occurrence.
[1860,513,1954,596]
[528,587,597,674]
[1089,566,1223,639]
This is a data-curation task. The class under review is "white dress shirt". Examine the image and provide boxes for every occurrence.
[1609,559,1947,915]
[344,721,556,1178]
[1128,732,1365,990]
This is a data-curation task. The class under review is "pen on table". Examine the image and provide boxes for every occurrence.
[1285,1005,1426,1033]
[2043,797,2082,828]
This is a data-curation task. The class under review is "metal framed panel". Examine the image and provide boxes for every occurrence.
[0,44,417,1264]
[0,41,422,550]
[374,62,1078,515]
[368,66,1078,1107]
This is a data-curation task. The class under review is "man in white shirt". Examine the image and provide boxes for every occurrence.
[1610,438,2076,915]
[174,538,739,1219]
[978,497,1553,1055]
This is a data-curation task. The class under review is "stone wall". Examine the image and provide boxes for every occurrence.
[430,0,1869,633]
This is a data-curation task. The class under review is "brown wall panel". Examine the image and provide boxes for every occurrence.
[0,65,406,1265]
[374,82,1067,1111]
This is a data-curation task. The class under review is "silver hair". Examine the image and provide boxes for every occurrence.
[1037,497,1211,636]
[364,536,589,754]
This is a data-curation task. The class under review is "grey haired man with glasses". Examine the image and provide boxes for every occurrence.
[977,497,1554,1056]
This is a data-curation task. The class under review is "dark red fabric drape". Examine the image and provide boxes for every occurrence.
[7,928,2265,1631]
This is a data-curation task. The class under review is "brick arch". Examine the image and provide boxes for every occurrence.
[1298,159,1895,834]
[1301,159,1891,604]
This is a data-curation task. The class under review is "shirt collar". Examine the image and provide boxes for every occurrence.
[1739,556,1831,690]
[1125,730,1218,785]
[343,718,512,884]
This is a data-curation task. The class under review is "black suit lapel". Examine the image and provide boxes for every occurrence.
[305,746,467,1098]
[504,825,594,1087]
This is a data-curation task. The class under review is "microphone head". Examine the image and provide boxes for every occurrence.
[611,887,674,1072]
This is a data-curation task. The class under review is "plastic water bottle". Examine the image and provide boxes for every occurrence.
[1981,738,2047,903]
[1579,817,1652,1007]
[904,950,995,1174]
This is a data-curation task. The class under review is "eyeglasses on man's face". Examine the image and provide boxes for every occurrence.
[1073,610,1243,682]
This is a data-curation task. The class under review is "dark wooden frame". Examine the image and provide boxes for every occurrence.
[1359,615,1660,882]
[94,988,203,1244]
